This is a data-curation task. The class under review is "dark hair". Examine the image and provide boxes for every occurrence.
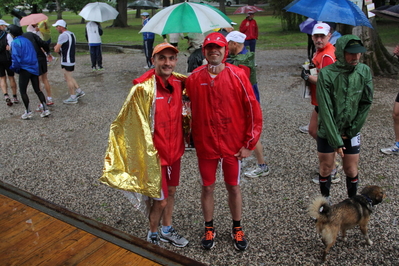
[8,24,23,37]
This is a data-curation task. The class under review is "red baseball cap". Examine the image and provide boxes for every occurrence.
[203,32,228,48]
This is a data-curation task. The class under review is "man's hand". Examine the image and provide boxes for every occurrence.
[301,69,310,81]
[234,147,252,160]
[335,147,345,158]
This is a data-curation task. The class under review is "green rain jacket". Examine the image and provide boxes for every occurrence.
[316,35,373,149]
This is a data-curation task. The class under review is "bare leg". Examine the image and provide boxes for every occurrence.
[149,199,167,233]
[253,141,266,165]
[0,76,7,94]
[308,109,318,139]
[392,101,399,142]
[8,76,17,96]
[225,183,242,221]
[162,186,176,227]
[63,69,79,95]
[201,183,215,222]
[40,72,52,98]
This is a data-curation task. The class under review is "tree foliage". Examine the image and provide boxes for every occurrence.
[269,0,303,31]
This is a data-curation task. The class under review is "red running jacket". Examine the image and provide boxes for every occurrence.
[239,18,258,40]
[186,63,262,160]
[133,69,185,166]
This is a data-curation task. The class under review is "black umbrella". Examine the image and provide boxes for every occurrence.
[127,0,159,9]
[371,5,399,22]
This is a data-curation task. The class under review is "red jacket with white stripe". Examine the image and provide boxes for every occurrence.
[186,63,262,159]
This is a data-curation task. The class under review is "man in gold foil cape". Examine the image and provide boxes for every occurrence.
[100,43,189,247]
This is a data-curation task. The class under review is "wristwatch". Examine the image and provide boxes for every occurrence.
[304,74,309,81]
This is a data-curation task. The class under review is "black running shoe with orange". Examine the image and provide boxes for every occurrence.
[201,226,216,249]
[232,227,248,251]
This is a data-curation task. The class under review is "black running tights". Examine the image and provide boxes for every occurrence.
[19,69,46,111]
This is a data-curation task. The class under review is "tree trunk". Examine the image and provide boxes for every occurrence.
[219,0,226,14]
[354,20,398,76]
[55,0,63,19]
[112,0,128,27]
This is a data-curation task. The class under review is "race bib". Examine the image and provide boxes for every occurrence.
[351,133,361,147]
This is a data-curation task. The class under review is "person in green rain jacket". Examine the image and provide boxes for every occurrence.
[316,34,373,199]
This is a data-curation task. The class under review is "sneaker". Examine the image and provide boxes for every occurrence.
[299,124,309,133]
[36,105,43,112]
[47,100,54,106]
[40,109,51,118]
[92,67,97,71]
[160,227,189,247]
[232,227,248,251]
[312,170,340,184]
[76,91,85,99]
[144,65,149,69]
[244,165,270,178]
[63,97,78,104]
[146,231,160,246]
[201,226,216,250]
[380,144,399,155]
[11,97,19,104]
[21,111,33,120]
[98,66,104,70]
[5,97,13,106]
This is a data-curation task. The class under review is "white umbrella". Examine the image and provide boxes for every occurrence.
[139,2,232,35]
[79,2,119,22]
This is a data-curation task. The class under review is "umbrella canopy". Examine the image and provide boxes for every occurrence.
[127,0,159,10]
[371,5,399,22]
[20,13,48,26]
[233,5,265,14]
[284,0,373,28]
[299,18,317,34]
[79,2,119,22]
[199,3,232,24]
[139,2,232,35]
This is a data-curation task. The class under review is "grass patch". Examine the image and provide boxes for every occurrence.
[0,7,397,50]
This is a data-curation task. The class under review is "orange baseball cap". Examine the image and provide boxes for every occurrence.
[152,42,179,57]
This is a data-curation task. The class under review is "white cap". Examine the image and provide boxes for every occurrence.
[226,31,246,43]
[141,12,149,16]
[0,20,9,26]
[312,23,330,36]
[230,21,237,25]
[52,19,67,28]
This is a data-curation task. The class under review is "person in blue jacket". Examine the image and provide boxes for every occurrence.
[8,25,50,119]
[141,12,155,69]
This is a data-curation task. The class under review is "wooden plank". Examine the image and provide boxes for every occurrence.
[20,229,98,265]
[76,241,135,265]
[101,248,161,266]
[1,219,77,263]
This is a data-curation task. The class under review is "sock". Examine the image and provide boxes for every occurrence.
[258,163,266,170]
[71,95,77,99]
[233,220,241,228]
[13,95,17,98]
[76,88,82,93]
[319,174,331,197]
[47,96,52,101]
[346,175,359,198]
[205,220,213,227]
[162,225,172,234]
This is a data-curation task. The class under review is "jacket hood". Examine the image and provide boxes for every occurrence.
[334,34,364,71]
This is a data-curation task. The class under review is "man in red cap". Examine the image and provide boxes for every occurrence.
[186,32,262,251]
[101,42,188,247]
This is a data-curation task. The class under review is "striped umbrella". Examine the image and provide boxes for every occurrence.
[139,2,232,35]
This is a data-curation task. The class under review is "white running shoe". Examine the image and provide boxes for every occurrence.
[244,165,270,178]
[40,109,51,118]
[380,144,399,155]
[63,97,78,104]
[299,124,309,133]
[21,111,33,120]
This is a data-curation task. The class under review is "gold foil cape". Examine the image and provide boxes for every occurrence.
[100,76,162,198]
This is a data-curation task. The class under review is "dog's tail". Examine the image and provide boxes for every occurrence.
[308,196,331,220]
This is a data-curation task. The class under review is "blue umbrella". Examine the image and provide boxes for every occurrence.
[284,0,373,28]
[299,18,317,34]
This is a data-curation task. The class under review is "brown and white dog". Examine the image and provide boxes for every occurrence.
[309,185,386,262]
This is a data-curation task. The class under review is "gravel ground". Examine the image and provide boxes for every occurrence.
[0,48,398,265]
